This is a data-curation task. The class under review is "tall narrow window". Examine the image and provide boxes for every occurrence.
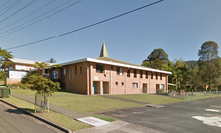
[140,70,142,78]
[62,67,65,76]
[134,69,137,78]
[69,70,71,80]
[127,69,130,77]
[160,73,162,80]
[146,71,148,79]
[161,84,164,90]
[117,67,123,75]
[151,72,153,79]
[80,66,82,74]
[96,64,104,73]
[75,65,77,74]
[156,73,158,79]
[72,69,74,79]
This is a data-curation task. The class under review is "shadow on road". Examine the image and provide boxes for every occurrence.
[5,108,35,114]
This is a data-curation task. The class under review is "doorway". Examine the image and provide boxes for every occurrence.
[143,83,147,93]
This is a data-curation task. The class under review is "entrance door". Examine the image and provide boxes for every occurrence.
[143,84,147,93]
[93,82,97,94]
[156,84,160,93]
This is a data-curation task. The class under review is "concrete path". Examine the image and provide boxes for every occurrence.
[11,92,87,119]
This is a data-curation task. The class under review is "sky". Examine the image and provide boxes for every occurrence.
[1,0,221,65]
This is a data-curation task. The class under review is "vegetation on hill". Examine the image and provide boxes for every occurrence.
[185,60,198,70]
[142,41,221,92]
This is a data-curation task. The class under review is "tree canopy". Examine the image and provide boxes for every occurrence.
[142,48,169,69]
[198,41,221,90]
[0,47,13,67]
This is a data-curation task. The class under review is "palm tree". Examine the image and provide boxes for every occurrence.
[47,58,56,63]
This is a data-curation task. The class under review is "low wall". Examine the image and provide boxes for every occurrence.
[6,78,21,85]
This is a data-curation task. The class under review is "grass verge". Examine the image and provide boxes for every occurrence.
[2,96,92,132]
[112,94,184,104]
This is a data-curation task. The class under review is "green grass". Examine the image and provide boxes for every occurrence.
[112,94,184,104]
[2,96,92,132]
[12,89,82,96]
[49,96,141,113]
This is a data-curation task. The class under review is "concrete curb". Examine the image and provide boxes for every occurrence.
[0,98,72,133]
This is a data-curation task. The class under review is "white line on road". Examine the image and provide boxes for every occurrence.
[205,109,220,112]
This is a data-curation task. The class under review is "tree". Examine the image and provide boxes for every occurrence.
[198,41,220,91]
[32,61,50,75]
[189,66,203,91]
[47,58,56,63]
[142,48,169,69]
[21,72,61,112]
[0,47,13,68]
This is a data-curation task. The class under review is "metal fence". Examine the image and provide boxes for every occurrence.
[35,93,49,113]
[168,91,221,100]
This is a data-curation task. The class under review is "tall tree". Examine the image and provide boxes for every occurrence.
[198,41,220,91]
[0,47,13,68]
[47,58,56,63]
[142,48,169,69]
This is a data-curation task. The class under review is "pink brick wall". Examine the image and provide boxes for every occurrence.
[64,61,169,95]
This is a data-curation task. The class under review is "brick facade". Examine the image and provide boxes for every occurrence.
[64,61,169,95]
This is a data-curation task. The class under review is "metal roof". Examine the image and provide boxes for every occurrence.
[60,57,172,74]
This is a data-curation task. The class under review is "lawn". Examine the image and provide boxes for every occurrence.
[49,96,141,113]
[12,88,82,96]
[112,94,184,104]
[12,89,141,113]
[2,96,92,132]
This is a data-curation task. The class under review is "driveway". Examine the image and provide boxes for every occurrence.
[100,97,221,133]
[0,101,61,133]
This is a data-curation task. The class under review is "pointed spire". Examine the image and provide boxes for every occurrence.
[99,42,109,57]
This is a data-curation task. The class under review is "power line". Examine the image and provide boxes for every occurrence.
[0,0,37,23]
[59,0,164,37]
[0,0,82,38]
[0,0,12,9]
[6,36,56,50]
[0,0,21,16]
[0,0,55,31]
[0,0,73,36]
[5,0,164,50]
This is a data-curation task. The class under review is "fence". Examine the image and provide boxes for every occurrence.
[169,91,221,100]
[35,93,49,113]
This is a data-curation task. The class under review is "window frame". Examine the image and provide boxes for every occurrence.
[132,83,138,88]
[96,64,104,73]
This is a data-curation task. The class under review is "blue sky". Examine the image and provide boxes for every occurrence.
[1,0,221,65]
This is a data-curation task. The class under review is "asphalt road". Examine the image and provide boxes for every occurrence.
[0,101,60,133]
[101,97,221,133]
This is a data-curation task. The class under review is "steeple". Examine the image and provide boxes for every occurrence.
[99,42,109,57]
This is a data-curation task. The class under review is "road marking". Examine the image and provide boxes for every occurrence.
[192,116,221,127]
[77,117,110,127]
[205,109,220,112]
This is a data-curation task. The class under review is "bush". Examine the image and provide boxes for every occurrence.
[157,89,168,95]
